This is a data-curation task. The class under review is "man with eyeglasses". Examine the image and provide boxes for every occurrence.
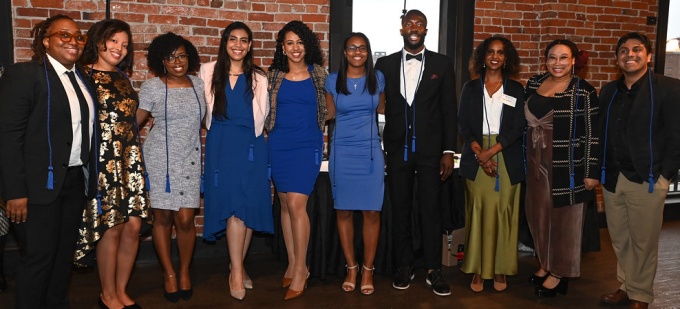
[374,9,457,297]
[598,32,680,309]
[0,14,95,309]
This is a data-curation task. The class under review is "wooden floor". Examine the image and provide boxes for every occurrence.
[1,220,678,309]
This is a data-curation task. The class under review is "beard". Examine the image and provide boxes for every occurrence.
[402,33,426,51]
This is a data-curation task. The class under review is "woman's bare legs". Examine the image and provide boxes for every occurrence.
[174,208,196,291]
[336,210,357,291]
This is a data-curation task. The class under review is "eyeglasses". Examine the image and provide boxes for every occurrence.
[546,56,572,65]
[346,45,368,53]
[164,54,188,62]
[46,31,87,45]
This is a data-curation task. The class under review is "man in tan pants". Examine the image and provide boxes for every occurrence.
[598,32,680,309]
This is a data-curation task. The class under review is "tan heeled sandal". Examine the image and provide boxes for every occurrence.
[360,265,375,295]
[342,263,359,292]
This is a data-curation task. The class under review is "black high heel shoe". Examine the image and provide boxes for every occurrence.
[178,288,193,300]
[528,273,549,286]
[535,275,568,297]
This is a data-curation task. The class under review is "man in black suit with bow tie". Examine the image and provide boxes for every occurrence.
[375,9,457,296]
[0,14,95,308]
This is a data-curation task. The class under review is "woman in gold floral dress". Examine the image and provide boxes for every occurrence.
[74,19,149,309]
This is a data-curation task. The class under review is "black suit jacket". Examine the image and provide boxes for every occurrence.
[0,61,96,205]
[457,78,526,184]
[599,72,680,192]
[375,50,458,156]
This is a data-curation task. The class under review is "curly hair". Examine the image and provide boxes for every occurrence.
[30,14,77,63]
[146,32,200,76]
[270,20,324,72]
[212,22,265,120]
[81,19,134,74]
[335,32,378,96]
[469,36,520,80]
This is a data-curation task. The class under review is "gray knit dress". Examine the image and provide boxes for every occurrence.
[138,76,206,211]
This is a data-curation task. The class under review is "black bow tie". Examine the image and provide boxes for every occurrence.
[406,53,422,61]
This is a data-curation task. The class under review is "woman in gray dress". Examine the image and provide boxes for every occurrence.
[137,32,205,303]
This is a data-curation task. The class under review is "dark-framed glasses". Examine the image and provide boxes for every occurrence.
[165,54,188,62]
[46,31,87,45]
[346,45,368,53]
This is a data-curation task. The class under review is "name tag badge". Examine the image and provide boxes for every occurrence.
[502,94,517,107]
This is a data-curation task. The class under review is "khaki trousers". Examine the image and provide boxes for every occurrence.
[603,173,667,304]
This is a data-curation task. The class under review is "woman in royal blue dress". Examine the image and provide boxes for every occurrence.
[199,22,272,301]
[325,32,385,296]
[267,20,328,301]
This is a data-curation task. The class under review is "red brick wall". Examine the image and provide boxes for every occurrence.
[9,0,331,236]
[9,0,660,235]
[474,0,659,90]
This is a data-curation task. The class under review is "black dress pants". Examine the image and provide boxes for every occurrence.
[386,151,443,271]
[14,166,85,309]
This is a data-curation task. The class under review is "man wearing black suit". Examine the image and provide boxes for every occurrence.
[375,9,457,296]
[0,15,94,309]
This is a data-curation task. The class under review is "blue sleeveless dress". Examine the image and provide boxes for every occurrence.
[268,78,322,195]
[203,74,273,241]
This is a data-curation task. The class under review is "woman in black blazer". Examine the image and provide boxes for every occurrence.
[458,36,525,293]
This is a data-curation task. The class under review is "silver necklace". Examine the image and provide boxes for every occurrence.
[348,77,359,90]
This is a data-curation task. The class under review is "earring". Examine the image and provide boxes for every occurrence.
[163,67,166,74]
[283,51,286,56]
[503,63,506,69]
[571,67,574,75]
[483,63,486,68]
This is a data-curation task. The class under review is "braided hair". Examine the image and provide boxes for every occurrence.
[30,14,76,63]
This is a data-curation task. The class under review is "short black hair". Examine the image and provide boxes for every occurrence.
[401,9,427,26]
[615,32,653,55]
[146,32,200,76]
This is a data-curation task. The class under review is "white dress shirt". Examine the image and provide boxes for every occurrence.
[399,48,425,106]
[46,54,94,166]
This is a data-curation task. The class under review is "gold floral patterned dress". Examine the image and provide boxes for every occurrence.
[74,68,150,266]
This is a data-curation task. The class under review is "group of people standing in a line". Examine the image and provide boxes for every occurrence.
[0,8,678,309]
[458,29,680,309]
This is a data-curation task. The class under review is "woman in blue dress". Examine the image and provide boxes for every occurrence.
[199,22,272,301]
[267,20,328,301]
[325,33,385,296]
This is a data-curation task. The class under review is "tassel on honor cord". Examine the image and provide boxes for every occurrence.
[248,144,254,162]
[601,167,606,184]
[96,194,103,215]
[165,174,171,192]
[144,172,150,191]
[315,149,320,165]
[214,170,219,187]
[569,173,575,190]
[495,175,500,192]
[648,173,655,193]
[46,166,54,190]
[267,164,271,180]
[403,145,408,161]
[200,175,205,193]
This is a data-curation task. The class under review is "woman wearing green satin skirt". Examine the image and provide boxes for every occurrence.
[457,36,526,293]
[461,136,521,289]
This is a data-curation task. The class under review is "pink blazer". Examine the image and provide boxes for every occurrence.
[198,61,269,137]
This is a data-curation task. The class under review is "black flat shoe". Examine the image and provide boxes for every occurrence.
[179,289,193,300]
[535,276,568,297]
[528,273,549,286]
[164,290,180,303]
[124,303,142,309]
